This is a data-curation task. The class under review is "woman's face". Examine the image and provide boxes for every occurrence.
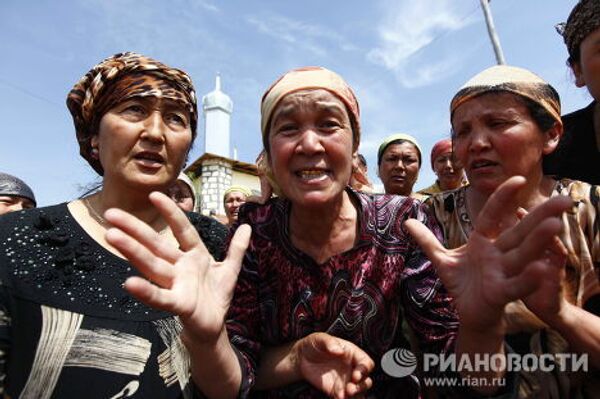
[268,89,355,208]
[573,27,600,101]
[169,180,195,212]
[433,151,464,190]
[224,191,247,224]
[0,196,34,215]
[452,93,559,194]
[378,142,420,196]
[92,96,192,191]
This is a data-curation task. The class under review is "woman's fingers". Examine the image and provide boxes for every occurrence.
[475,176,526,238]
[124,276,179,312]
[105,206,181,264]
[495,195,572,252]
[346,377,372,397]
[222,224,251,269]
[502,260,554,303]
[404,219,451,270]
[148,191,207,254]
[106,227,175,287]
[501,217,564,277]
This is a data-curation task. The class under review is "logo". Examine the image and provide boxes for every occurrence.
[380,348,417,378]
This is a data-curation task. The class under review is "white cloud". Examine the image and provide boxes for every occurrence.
[246,13,357,57]
[196,1,220,13]
[368,0,477,87]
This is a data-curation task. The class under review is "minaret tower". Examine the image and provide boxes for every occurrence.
[201,74,233,157]
[198,75,234,215]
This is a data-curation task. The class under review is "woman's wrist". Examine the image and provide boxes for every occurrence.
[541,300,577,333]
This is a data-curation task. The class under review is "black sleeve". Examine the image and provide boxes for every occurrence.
[187,212,228,261]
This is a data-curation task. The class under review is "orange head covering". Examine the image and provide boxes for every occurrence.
[259,66,360,197]
[430,139,453,170]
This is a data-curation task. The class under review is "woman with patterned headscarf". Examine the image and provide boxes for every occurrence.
[544,0,600,184]
[0,172,36,215]
[0,52,227,398]
[428,64,600,398]
[105,66,572,398]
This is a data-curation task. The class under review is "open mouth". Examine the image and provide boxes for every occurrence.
[390,175,406,182]
[295,168,330,181]
[134,151,165,166]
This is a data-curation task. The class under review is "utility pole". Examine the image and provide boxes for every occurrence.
[480,0,506,65]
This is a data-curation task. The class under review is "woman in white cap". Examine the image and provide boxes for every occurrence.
[377,133,424,199]
[429,64,600,398]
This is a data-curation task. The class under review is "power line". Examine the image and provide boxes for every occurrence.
[0,77,62,109]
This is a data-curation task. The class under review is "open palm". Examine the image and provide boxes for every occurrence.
[405,176,573,332]
[105,191,251,342]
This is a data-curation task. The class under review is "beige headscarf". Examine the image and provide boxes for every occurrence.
[450,65,561,127]
[259,66,361,197]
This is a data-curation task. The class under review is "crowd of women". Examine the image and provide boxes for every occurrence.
[0,1,598,398]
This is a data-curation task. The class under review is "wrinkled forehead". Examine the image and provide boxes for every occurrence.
[224,191,248,200]
[384,141,420,156]
[271,89,349,121]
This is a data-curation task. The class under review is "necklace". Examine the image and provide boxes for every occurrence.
[84,196,169,236]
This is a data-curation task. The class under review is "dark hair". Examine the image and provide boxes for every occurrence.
[357,153,367,168]
[377,139,422,168]
[519,97,557,132]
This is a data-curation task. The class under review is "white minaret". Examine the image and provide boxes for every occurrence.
[201,74,233,158]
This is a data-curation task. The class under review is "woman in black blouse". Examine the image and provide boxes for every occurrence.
[0,52,227,398]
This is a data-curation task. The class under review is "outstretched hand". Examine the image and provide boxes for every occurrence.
[405,176,572,333]
[515,207,570,324]
[104,191,251,342]
[293,332,374,399]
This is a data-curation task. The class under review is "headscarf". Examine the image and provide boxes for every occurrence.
[260,66,360,151]
[430,139,453,170]
[377,133,423,167]
[223,185,252,199]
[0,172,36,206]
[450,65,561,127]
[259,67,360,198]
[557,0,600,61]
[67,52,198,175]
[176,172,196,206]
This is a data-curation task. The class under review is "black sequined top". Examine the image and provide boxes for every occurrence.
[0,203,227,399]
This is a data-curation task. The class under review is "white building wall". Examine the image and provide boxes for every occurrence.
[204,111,231,158]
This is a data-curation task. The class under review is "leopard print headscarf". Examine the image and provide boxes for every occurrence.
[557,0,600,62]
[67,52,197,175]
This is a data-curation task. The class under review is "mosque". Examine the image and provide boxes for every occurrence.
[184,76,261,216]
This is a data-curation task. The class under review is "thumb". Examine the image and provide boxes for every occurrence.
[311,333,345,356]
[404,219,449,269]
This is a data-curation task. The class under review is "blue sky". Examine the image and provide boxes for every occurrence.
[0,0,590,206]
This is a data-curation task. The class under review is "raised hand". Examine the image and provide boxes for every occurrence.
[514,207,570,325]
[405,176,573,332]
[292,333,374,399]
[104,191,251,342]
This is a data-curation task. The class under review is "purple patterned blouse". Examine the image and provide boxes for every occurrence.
[226,188,458,398]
